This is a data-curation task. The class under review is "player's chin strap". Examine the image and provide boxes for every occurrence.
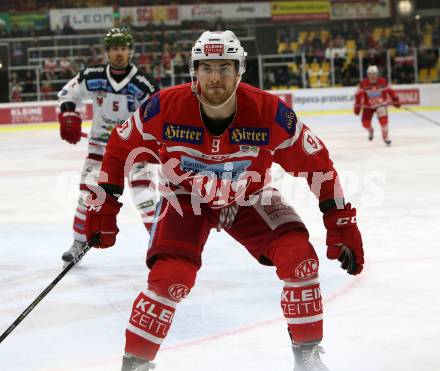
[191,75,241,110]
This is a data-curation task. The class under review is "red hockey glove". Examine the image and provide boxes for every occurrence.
[392,97,401,108]
[354,104,361,116]
[85,191,122,248]
[59,111,82,144]
[323,203,364,275]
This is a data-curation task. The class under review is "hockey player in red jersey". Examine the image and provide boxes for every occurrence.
[85,30,364,371]
[354,65,401,145]
[58,28,160,266]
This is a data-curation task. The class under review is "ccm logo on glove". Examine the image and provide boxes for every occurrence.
[85,192,122,248]
[323,203,364,275]
[336,216,357,225]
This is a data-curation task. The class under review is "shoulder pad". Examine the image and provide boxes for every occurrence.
[78,65,106,83]
[360,79,369,88]
[378,77,388,86]
[133,72,159,95]
[140,93,161,123]
[274,100,297,135]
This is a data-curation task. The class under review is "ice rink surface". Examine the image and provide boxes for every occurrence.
[1,109,440,371]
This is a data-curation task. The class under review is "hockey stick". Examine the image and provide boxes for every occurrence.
[402,106,440,127]
[0,235,99,344]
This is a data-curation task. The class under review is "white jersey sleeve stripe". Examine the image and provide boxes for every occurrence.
[271,119,304,154]
[133,109,159,142]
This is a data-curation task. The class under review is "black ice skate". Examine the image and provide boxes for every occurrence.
[292,341,329,371]
[61,240,86,266]
[121,353,155,371]
[368,128,374,141]
[383,138,392,146]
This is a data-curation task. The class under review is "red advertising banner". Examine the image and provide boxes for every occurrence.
[0,103,93,125]
[395,89,420,105]
[120,5,179,26]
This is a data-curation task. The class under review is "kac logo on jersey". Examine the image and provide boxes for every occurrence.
[163,124,203,144]
[229,127,269,145]
[275,102,297,135]
[168,284,190,301]
[294,259,319,280]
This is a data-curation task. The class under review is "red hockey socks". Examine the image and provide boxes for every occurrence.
[282,278,323,343]
[125,255,198,360]
[125,289,177,360]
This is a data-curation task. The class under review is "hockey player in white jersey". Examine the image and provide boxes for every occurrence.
[58,28,160,265]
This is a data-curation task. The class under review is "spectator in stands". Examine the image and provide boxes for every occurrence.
[60,58,75,79]
[43,58,57,81]
[75,57,87,72]
[9,23,22,38]
[392,20,405,40]
[288,25,298,44]
[396,37,409,56]
[279,27,288,43]
[161,48,172,71]
[275,66,290,87]
[392,61,414,84]
[10,81,22,102]
[311,34,325,61]
[11,42,25,66]
[432,22,440,47]
[137,52,152,71]
[340,22,352,39]
[88,46,105,65]
[213,17,226,31]
[41,82,54,100]
[61,18,75,35]
[367,32,378,49]
[23,71,36,98]
[352,22,361,39]
[172,51,185,75]
[30,29,40,48]
[325,39,346,63]
[363,50,385,73]
[342,61,359,86]
[0,19,7,38]
[263,69,276,90]
[418,49,437,70]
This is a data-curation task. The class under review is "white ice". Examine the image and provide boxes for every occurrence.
[1,108,440,371]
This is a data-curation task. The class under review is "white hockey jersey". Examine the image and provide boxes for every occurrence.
[58,64,158,155]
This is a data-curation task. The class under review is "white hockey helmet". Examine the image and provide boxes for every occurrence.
[190,30,247,76]
[367,65,379,74]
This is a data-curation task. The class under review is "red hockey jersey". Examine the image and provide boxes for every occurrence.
[100,82,343,210]
[354,77,399,110]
